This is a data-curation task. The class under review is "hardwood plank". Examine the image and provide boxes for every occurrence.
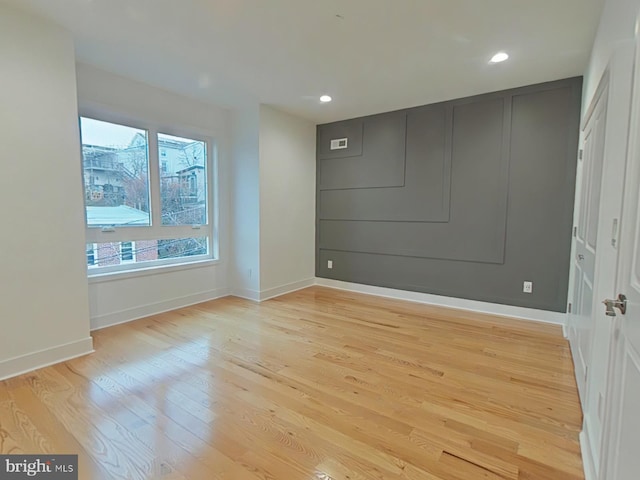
[0,286,584,479]
[1,377,110,478]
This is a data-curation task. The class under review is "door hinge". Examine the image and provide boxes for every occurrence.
[568,302,572,313]
[579,149,584,160]
[573,226,577,237]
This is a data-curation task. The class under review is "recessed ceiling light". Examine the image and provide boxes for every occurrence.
[489,52,509,64]
[320,95,332,103]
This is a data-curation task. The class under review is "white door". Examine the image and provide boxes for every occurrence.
[601,32,640,480]
[569,81,608,402]
[568,44,635,476]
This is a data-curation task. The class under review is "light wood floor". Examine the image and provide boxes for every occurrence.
[0,287,584,480]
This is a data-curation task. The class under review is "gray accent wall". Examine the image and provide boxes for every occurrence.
[316,77,582,312]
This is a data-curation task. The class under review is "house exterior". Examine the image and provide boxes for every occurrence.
[82,144,129,204]
[86,240,158,268]
[84,205,207,268]
[82,133,206,225]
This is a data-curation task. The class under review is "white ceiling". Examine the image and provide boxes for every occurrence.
[4,0,604,123]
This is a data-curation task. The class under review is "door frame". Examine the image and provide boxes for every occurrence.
[567,69,609,405]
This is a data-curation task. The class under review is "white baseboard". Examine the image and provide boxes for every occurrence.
[315,278,567,326]
[563,323,569,338]
[580,429,598,480]
[260,278,316,301]
[90,288,230,331]
[230,278,316,302]
[0,337,94,381]
[230,287,261,302]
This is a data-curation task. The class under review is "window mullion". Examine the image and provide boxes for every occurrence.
[87,225,209,243]
[208,140,217,258]
[148,128,162,229]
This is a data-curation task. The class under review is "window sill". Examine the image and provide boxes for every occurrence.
[88,258,220,284]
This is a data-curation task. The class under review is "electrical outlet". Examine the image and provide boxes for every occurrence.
[327,260,333,269]
[523,281,533,293]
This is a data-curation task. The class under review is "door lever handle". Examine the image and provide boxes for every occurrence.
[602,294,627,317]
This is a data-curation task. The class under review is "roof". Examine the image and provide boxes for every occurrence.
[176,165,205,174]
[86,205,149,226]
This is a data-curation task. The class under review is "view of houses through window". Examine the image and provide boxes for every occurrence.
[85,238,208,268]
[80,117,212,272]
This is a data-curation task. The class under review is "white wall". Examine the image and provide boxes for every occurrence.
[77,68,317,320]
[0,6,93,379]
[230,105,261,300]
[584,0,640,107]
[259,105,316,298]
[76,64,232,329]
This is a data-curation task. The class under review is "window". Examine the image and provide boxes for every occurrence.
[80,116,215,275]
[121,241,134,262]
[86,244,96,266]
[158,133,207,226]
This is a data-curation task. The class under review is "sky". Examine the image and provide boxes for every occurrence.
[80,117,143,147]
[80,117,197,148]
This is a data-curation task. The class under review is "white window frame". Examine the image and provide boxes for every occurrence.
[120,241,136,264]
[86,243,97,267]
[79,109,219,277]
